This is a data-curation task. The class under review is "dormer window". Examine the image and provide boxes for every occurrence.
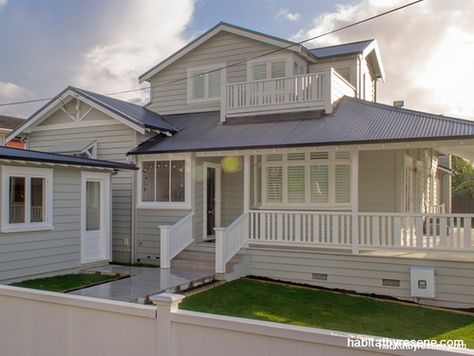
[187,64,225,103]
[251,60,286,81]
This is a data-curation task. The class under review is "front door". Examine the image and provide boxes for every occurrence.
[204,163,221,240]
[81,172,110,263]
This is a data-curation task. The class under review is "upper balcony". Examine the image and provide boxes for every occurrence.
[220,68,356,122]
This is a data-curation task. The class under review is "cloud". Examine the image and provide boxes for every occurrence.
[0,0,7,7]
[292,0,474,119]
[275,8,301,22]
[73,0,194,104]
[0,81,34,117]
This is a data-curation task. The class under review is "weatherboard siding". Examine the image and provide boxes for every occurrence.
[247,246,474,309]
[148,31,284,115]
[27,109,136,263]
[0,166,83,282]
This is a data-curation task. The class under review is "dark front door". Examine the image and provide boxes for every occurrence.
[206,167,216,237]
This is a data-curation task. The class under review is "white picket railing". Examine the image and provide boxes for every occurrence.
[249,210,353,247]
[221,68,356,121]
[159,212,194,269]
[359,213,474,250]
[215,213,249,274]
[247,210,474,252]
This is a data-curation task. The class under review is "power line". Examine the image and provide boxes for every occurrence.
[0,0,423,108]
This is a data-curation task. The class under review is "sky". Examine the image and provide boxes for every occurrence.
[0,0,473,120]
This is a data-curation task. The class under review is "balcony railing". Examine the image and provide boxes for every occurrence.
[220,68,355,122]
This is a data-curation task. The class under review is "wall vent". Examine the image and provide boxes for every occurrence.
[382,279,400,287]
[312,273,328,281]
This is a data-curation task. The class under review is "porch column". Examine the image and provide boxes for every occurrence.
[243,155,250,213]
[351,149,359,254]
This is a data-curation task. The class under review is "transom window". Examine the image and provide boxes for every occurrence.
[261,151,351,207]
[187,64,224,102]
[139,156,191,209]
[1,166,53,232]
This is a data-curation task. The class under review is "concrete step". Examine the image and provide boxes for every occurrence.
[171,258,214,270]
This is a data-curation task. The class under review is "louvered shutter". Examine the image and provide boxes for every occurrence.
[266,166,282,203]
[335,165,351,203]
[271,61,286,78]
[253,63,267,80]
[310,165,328,203]
[208,70,221,98]
[287,166,305,203]
[192,72,205,99]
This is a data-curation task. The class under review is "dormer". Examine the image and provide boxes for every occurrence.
[139,22,384,122]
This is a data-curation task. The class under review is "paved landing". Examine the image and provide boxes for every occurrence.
[69,264,215,303]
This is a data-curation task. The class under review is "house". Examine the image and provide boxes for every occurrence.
[6,22,474,308]
[0,145,136,282]
[0,114,26,148]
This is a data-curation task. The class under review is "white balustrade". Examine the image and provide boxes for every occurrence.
[249,210,352,247]
[358,213,474,251]
[215,213,249,274]
[159,213,194,269]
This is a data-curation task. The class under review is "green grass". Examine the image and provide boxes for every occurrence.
[11,273,121,292]
[180,278,474,348]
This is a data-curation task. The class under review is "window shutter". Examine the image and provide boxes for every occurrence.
[310,165,328,203]
[253,63,267,80]
[271,61,286,78]
[287,166,305,203]
[266,166,282,203]
[335,165,350,203]
[192,72,205,99]
[208,70,221,98]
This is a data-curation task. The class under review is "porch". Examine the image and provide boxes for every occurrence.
[157,141,474,275]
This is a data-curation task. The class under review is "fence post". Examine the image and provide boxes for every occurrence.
[150,293,185,356]
[214,227,226,277]
[159,225,172,269]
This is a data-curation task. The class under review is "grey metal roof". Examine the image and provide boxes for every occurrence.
[0,115,25,130]
[70,87,178,132]
[130,97,474,154]
[310,39,374,59]
[0,146,137,170]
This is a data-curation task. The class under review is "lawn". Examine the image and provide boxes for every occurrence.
[180,278,474,348]
[11,273,121,292]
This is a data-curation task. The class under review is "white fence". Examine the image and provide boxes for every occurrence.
[159,212,194,269]
[0,286,468,356]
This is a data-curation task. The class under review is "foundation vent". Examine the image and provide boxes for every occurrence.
[382,279,400,287]
[312,273,328,281]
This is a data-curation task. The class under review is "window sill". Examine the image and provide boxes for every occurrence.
[1,224,55,234]
[187,97,221,104]
[137,202,192,210]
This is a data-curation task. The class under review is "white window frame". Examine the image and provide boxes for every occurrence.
[246,53,306,81]
[261,151,351,209]
[137,154,192,209]
[1,166,54,233]
[187,63,226,104]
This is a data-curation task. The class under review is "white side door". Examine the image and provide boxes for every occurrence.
[81,172,111,264]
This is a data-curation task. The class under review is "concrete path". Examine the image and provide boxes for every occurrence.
[69,264,214,303]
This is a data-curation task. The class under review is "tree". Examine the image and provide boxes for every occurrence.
[452,156,474,197]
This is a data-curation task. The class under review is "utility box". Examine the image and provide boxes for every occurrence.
[410,266,436,298]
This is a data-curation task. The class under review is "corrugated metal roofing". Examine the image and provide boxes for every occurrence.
[0,146,137,170]
[310,40,374,59]
[71,87,178,132]
[130,97,474,154]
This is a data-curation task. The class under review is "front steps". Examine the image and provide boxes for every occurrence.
[171,243,250,281]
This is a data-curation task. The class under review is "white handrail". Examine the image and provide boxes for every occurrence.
[159,212,194,269]
[215,213,249,274]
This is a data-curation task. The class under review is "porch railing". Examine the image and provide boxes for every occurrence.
[159,212,194,269]
[248,210,474,251]
[359,213,473,250]
[215,213,249,274]
[249,210,353,247]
